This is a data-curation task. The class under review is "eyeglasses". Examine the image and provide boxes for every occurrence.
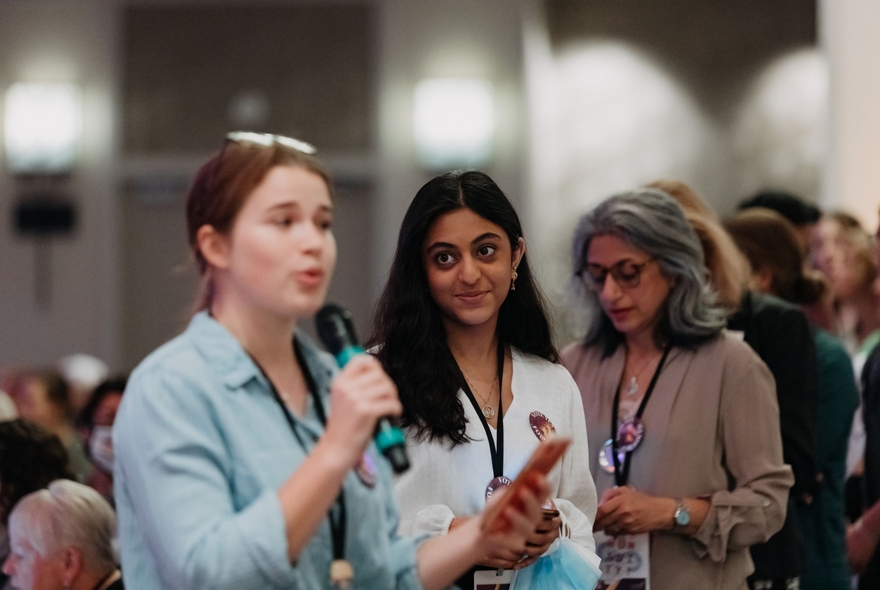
[226,131,317,154]
[578,258,656,292]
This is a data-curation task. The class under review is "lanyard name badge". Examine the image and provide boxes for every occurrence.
[456,340,508,499]
[598,346,671,486]
[251,340,354,590]
[595,346,670,590]
[455,341,514,590]
[593,530,651,590]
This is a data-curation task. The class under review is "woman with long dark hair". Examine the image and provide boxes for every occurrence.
[112,135,549,590]
[370,170,599,588]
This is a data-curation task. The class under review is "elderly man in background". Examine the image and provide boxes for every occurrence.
[2,480,122,590]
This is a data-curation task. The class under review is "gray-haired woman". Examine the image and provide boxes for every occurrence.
[560,189,794,590]
[2,480,122,590]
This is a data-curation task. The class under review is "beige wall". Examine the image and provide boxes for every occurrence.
[0,0,121,368]
[374,0,529,300]
[526,0,825,342]
[118,1,377,368]
[2,0,878,369]
[821,0,880,230]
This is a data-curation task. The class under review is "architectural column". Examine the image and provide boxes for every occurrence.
[821,0,880,229]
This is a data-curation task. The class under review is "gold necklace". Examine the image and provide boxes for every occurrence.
[464,374,499,419]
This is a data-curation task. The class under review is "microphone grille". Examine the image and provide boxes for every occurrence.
[315,303,358,353]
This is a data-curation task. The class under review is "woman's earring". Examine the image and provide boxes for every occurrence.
[511,268,518,291]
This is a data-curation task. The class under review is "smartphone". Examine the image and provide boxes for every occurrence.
[481,436,571,533]
[542,508,561,521]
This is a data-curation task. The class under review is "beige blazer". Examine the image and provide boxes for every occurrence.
[561,331,794,590]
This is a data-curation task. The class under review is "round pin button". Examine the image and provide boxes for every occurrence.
[615,417,645,453]
[529,411,556,441]
[355,452,378,488]
[485,475,513,501]
[598,439,624,474]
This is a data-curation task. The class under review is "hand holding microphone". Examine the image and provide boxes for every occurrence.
[316,304,411,473]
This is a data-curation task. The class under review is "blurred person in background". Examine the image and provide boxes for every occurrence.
[737,190,821,259]
[14,371,91,483]
[646,180,750,313]
[0,419,74,589]
[854,348,880,587]
[0,367,20,422]
[810,213,879,526]
[725,208,859,590]
[562,189,792,590]
[3,479,122,590]
[847,207,880,589]
[657,180,818,590]
[57,354,109,416]
[736,191,831,329]
[847,499,880,587]
[812,213,880,359]
[78,377,127,503]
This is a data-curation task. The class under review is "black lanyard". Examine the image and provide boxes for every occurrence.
[610,346,671,487]
[251,340,347,565]
[456,340,506,478]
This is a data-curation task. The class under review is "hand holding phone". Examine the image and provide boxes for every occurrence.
[481,436,571,533]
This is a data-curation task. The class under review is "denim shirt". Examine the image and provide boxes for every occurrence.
[114,312,422,590]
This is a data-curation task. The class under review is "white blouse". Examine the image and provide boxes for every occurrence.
[393,348,599,566]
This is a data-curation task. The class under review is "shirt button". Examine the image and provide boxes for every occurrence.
[763,500,770,507]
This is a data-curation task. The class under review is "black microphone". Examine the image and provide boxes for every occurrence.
[316,303,410,473]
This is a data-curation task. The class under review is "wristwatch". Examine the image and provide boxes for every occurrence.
[672,499,690,530]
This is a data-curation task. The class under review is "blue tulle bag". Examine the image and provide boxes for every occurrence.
[510,538,601,590]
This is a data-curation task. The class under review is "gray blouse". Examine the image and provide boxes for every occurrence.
[562,331,794,590]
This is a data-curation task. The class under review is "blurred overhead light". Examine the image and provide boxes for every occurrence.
[4,82,82,174]
[413,78,494,169]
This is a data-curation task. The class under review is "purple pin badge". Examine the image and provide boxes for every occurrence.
[598,439,625,474]
[485,476,513,501]
[355,452,378,488]
[529,411,556,441]
[615,417,645,453]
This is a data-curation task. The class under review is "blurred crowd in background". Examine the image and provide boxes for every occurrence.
[2,183,880,589]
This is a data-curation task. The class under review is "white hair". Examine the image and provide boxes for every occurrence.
[8,480,117,573]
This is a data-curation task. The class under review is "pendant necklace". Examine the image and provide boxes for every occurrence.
[624,376,639,397]
[464,374,499,419]
[599,346,672,484]
[456,341,508,499]
[623,349,663,397]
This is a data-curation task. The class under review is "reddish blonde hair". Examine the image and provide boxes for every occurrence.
[647,179,716,220]
[648,179,748,311]
[186,140,332,310]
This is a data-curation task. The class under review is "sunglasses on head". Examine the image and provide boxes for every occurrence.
[225,131,317,154]
[206,131,318,194]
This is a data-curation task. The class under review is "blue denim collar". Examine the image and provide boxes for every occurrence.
[185,311,335,399]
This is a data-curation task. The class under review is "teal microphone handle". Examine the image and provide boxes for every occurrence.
[332,344,410,471]
[334,345,364,367]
